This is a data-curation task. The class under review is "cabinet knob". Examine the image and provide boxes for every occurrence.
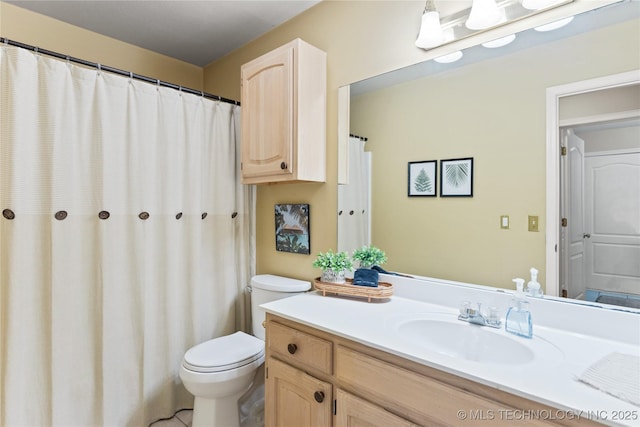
[287,343,297,354]
[314,391,325,403]
[280,161,287,170]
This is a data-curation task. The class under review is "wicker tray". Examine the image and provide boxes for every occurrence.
[313,277,393,302]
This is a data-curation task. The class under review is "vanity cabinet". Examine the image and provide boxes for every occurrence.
[240,38,326,184]
[265,320,333,426]
[265,314,601,427]
[335,389,418,427]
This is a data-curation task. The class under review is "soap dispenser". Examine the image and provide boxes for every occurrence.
[505,278,533,338]
[527,267,543,298]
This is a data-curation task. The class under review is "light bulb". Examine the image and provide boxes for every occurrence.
[415,10,444,48]
[466,0,502,30]
[434,51,463,63]
[482,33,516,48]
[534,16,574,32]
[522,0,559,11]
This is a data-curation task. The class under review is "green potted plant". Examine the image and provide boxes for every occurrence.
[312,249,353,284]
[352,245,387,269]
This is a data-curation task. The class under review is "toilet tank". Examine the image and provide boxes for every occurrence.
[250,274,311,340]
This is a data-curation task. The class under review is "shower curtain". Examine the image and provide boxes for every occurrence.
[0,45,255,426]
[338,136,371,255]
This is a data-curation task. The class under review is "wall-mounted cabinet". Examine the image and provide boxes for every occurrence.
[240,38,327,184]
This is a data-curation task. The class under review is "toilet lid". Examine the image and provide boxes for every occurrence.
[183,331,264,373]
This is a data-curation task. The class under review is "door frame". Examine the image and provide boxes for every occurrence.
[545,69,640,297]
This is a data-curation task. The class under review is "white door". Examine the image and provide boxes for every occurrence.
[584,152,640,295]
[561,129,586,299]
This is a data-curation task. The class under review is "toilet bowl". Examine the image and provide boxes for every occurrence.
[179,275,310,427]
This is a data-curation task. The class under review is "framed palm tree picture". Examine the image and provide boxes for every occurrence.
[408,160,437,197]
[275,204,310,254]
[440,158,473,197]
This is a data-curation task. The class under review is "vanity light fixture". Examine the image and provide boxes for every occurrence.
[482,33,517,48]
[434,50,464,63]
[481,8,516,48]
[521,0,559,10]
[434,29,463,63]
[466,0,502,30]
[415,0,445,49]
[534,15,575,31]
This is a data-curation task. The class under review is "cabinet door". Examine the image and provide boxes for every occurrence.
[241,44,294,180]
[266,357,332,427]
[336,389,418,427]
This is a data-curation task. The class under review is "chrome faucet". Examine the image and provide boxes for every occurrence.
[458,302,501,328]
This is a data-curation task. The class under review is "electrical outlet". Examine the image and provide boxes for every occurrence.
[500,215,509,229]
[528,215,539,232]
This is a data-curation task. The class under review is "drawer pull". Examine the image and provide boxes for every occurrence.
[280,161,287,170]
[287,343,298,354]
[314,391,325,403]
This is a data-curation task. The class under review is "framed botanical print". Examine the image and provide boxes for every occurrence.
[440,158,473,197]
[408,160,437,197]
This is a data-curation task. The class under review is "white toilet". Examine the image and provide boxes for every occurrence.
[179,274,310,427]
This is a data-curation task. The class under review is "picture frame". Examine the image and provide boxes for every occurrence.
[275,204,310,254]
[408,160,437,197]
[440,157,474,197]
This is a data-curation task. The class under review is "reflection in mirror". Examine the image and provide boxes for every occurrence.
[560,113,640,308]
[337,135,371,254]
[339,1,640,309]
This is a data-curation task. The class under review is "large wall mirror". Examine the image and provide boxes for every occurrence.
[338,0,639,309]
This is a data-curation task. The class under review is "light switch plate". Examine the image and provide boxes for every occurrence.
[528,215,539,232]
[500,215,509,229]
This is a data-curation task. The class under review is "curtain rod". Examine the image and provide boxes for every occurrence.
[349,133,368,141]
[1,37,240,106]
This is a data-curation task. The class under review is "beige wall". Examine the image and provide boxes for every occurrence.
[0,2,203,89]
[204,0,638,287]
[203,1,431,282]
[350,20,639,289]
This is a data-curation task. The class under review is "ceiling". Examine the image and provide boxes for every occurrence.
[5,0,321,67]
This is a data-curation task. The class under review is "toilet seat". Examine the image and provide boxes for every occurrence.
[183,331,264,374]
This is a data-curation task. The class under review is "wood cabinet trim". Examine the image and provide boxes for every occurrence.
[265,313,602,427]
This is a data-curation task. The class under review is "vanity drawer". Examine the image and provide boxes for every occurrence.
[268,321,333,375]
[336,345,552,426]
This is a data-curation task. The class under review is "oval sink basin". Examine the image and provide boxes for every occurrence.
[394,313,564,365]
[398,319,533,364]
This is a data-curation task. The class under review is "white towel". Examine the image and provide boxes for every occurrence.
[578,352,640,407]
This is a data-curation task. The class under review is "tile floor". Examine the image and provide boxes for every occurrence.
[149,409,193,427]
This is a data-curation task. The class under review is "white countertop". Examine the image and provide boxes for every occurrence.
[262,290,640,426]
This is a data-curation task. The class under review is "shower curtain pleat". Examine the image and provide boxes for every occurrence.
[338,136,371,254]
[0,45,255,427]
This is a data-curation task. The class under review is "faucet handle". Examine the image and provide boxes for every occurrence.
[474,302,482,315]
[459,301,471,318]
